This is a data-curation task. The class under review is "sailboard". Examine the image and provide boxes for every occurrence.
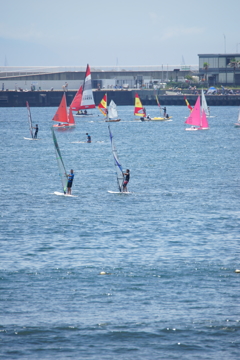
[53,191,77,197]
[51,127,69,195]
[108,125,124,192]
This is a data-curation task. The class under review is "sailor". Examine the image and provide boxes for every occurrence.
[86,133,91,143]
[67,169,74,195]
[122,169,130,192]
[163,107,166,117]
[33,124,38,138]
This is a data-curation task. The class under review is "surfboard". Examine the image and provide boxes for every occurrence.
[24,137,41,140]
[54,191,78,197]
[108,190,131,194]
[71,141,86,143]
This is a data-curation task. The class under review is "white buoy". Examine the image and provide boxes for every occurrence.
[234,269,240,273]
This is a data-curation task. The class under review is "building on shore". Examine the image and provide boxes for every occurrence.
[198,53,240,86]
[0,65,197,92]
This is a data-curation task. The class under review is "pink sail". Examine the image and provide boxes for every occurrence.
[200,109,209,129]
[185,96,201,127]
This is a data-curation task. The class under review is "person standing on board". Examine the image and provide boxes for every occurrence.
[86,133,91,143]
[122,169,130,192]
[67,169,74,195]
[33,124,38,138]
[163,107,166,117]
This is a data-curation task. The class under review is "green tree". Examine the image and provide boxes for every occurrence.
[203,62,209,86]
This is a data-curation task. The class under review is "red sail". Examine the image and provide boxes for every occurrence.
[52,93,68,123]
[70,86,83,111]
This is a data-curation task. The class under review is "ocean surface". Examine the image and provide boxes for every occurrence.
[1,104,240,359]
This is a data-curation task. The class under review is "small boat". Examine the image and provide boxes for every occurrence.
[98,94,120,122]
[52,93,75,128]
[234,109,240,127]
[185,96,209,130]
[106,100,121,122]
[134,93,172,121]
[71,64,95,117]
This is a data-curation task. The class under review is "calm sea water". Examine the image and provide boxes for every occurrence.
[1,105,240,359]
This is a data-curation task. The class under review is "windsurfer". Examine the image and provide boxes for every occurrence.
[123,169,130,192]
[33,124,38,138]
[86,133,91,143]
[67,169,74,195]
[163,107,166,117]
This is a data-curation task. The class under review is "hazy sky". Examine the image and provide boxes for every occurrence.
[1,0,240,67]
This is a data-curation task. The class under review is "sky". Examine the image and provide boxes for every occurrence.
[1,0,240,67]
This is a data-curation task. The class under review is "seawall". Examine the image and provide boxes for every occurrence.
[0,90,240,107]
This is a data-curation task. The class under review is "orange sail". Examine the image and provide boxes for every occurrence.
[98,93,108,116]
[70,86,83,111]
[134,93,146,117]
[52,93,68,123]
[67,106,75,126]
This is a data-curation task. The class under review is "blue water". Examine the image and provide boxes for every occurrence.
[1,105,240,359]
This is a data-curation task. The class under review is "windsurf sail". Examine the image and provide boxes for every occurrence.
[70,85,83,111]
[52,93,68,124]
[98,93,108,117]
[26,101,34,138]
[134,93,146,117]
[51,128,68,193]
[79,64,95,110]
[108,125,124,192]
[184,96,193,111]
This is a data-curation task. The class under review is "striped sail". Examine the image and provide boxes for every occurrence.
[52,128,68,193]
[98,93,108,116]
[26,101,34,138]
[108,125,124,192]
[79,64,95,109]
[134,93,146,117]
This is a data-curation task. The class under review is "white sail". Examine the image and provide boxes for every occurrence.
[108,100,118,119]
[51,128,68,193]
[80,64,95,110]
[201,89,210,116]
[108,125,124,192]
[26,101,34,138]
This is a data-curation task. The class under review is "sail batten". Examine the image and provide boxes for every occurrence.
[108,125,124,192]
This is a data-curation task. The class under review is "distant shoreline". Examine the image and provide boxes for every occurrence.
[0,89,240,107]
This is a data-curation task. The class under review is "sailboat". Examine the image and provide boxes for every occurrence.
[234,108,240,127]
[134,93,171,121]
[185,96,209,130]
[201,89,210,117]
[107,100,121,122]
[52,128,77,197]
[24,101,41,140]
[72,64,95,117]
[98,94,121,122]
[52,93,75,127]
[108,125,128,194]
